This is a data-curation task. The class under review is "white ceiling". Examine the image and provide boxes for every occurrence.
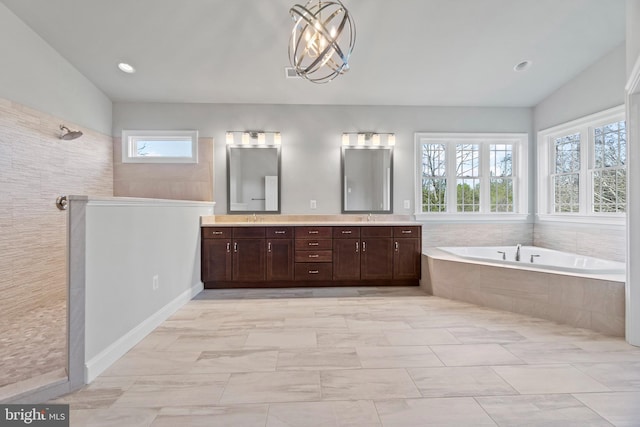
[2,0,626,107]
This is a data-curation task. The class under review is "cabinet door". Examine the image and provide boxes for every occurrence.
[202,239,232,282]
[394,238,421,280]
[361,238,394,280]
[232,239,266,281]
[267,239,294,281]
[333,238,360,280]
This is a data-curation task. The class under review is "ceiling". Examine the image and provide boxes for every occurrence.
[2,0,626,107]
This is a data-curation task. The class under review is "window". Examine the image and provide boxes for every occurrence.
[537,105,626,223]
[415,133,528,220]
[122,130,198,163]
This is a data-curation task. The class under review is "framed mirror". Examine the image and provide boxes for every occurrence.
[227,145,281,213]
[341,146,393,213]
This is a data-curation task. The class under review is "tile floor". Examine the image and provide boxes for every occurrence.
[0,299,67,399]
[53,287,640,426]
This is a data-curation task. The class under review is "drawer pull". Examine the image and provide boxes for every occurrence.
[308,270,319,274]
[212,231,223,235]
[274,230,286,234]
[268,242,272,253]
[308,230,319,234]
[234,242,238,253]
[395,241,399,251]
[308,254,320,258]
[355,241,359,252]
[341,230,352,234]
[362,241,366,252]
[308,242,319,246]
[401,230,412,234]
[226,242,230,252]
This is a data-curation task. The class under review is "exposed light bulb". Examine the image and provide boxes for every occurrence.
[357,134,365,146]
[226,132,234,145]
[372,134,381,146]
[242,132,250,145]
[388,134,396,146]
[342,134,350,146]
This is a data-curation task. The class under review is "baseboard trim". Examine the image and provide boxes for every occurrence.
[84,282,203,383]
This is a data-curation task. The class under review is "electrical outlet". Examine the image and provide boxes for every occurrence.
[310,200,317,209]
[152,275,159,291]
[404,200,411,209]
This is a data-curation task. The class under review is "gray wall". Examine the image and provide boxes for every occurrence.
[113,103,533,215]
[533,44,626,132]
[628,0,640,79]
[0,3,112,135]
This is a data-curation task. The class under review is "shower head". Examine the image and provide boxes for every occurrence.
[60,125,83,140]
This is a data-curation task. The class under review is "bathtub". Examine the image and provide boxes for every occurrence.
[438,246,625,275]
[422,246,626,336]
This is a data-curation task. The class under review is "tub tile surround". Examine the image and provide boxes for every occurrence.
[422,255,626,336]
[50,287,640,426]
[534,222,626,263]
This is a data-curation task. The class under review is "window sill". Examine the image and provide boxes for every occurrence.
[414,213,531,223]
[535,213,626,226]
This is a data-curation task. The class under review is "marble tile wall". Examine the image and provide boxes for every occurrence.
[113,137,214,201]
[421,222,534,250]
[0,98,113,318]
[0,98,112,392]
[423,256,625,336]
[533,222,626,262]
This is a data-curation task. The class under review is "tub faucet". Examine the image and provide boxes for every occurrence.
[515,243,521,261]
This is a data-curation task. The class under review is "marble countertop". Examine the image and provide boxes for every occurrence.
[200,214,419,227]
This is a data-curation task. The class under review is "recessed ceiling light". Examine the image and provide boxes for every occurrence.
[513,60,532,72]
[118,62,136,74]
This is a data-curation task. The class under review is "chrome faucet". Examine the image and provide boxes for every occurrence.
[515,243,521,261]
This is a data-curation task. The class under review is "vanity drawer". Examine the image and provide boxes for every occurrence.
[295,263,333,280]
[361,226,393,238]
[333,226,360,238]
[202,227,232,239]
[295,239,332,250]
[266,227,293,239]
[295,250,332,263]
[233,227,266,238]
[295,226,333,239]
[393,226,421,238]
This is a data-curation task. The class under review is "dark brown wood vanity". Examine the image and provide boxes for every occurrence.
[201,224,421,288]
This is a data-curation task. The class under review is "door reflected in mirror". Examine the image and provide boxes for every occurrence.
[227,145,281,213]
[342,146,393,213]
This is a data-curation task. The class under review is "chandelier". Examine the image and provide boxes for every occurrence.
[288,0,356,84]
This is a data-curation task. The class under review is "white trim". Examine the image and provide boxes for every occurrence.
[122,130,199,164]
[537,105,626,221]
[414,213,530,223]
[414,132,528,216]
[84,282,203,383]
[69,195,215,209]
[625,54,640,92]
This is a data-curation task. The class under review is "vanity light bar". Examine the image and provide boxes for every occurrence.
[341,132,396,146]
[226,131,282,146]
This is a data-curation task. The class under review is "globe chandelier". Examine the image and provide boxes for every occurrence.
[288,0,356,84]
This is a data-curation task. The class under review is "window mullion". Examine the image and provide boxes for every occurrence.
[446,142,457,213]
[579,126,590,215]
[480,142,490,213]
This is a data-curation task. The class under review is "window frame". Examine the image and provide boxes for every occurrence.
[414,132,529,222]
[537,105,625,225]
[122,130,199,164]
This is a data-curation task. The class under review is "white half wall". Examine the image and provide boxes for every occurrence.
[71,197,214,382]
[0,3,112,134]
